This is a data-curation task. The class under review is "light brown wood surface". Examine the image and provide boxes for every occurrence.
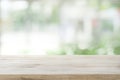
[0,56,120,80]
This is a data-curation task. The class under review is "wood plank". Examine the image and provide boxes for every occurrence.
[0,56,120,80]
[0,56,120,74]
[0,75,120,80]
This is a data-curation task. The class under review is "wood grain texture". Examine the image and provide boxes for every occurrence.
[0,75,120,80]
[0,56,120,80]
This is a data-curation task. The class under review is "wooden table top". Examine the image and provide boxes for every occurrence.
[0,56,120,75]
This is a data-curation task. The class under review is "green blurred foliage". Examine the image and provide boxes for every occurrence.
[101,19,113,32]
[46,48,66,55]
[111,36,120,55]
[110,0,120,8]
[71,47,98,55]
[114,46,120,55]
[10,4,60,31]
[49,6,60,24]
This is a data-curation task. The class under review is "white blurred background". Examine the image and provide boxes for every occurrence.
[0,0,120,55]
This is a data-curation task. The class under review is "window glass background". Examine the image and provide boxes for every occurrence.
[0,0,120,55]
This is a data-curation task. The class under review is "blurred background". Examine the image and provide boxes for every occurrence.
[0,0,120,55]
